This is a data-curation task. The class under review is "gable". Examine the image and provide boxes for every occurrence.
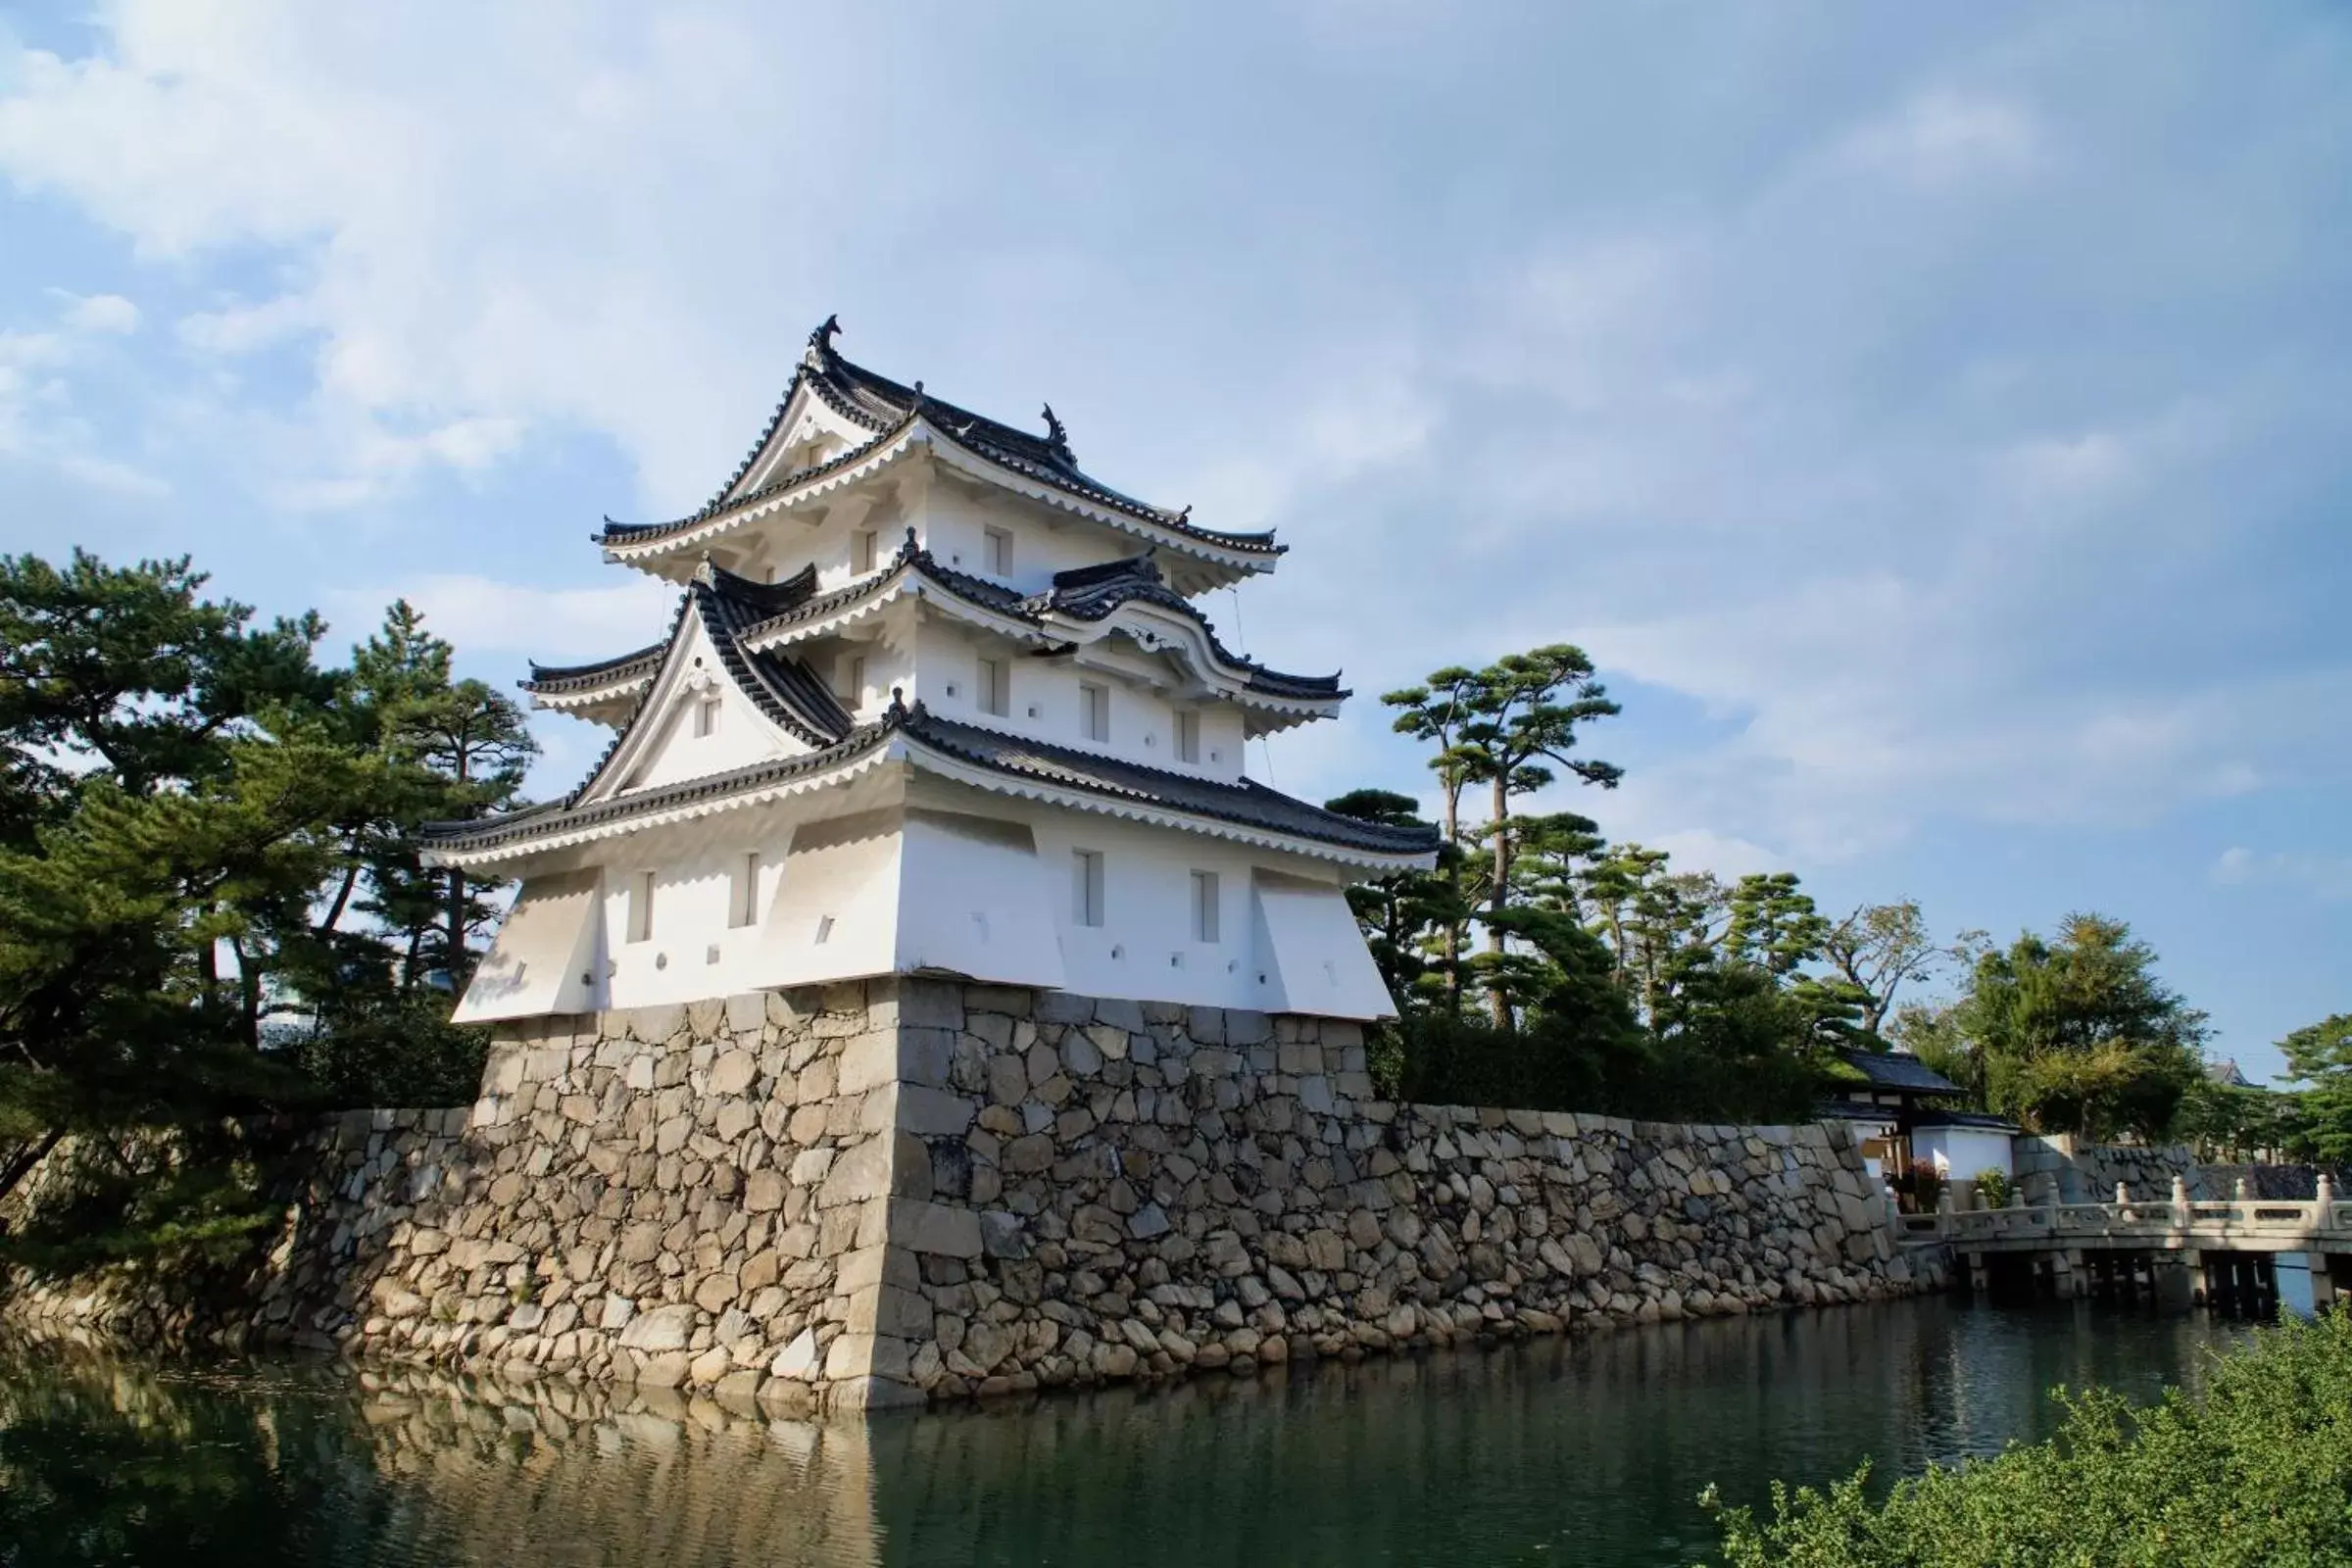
[576,602,813,806]
[724,379,872,507]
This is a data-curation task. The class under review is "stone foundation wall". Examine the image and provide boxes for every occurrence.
[2012,1133,2209,1204]
[2,981,1938,1407]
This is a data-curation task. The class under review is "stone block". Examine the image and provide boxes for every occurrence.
[899,980,967,1030]
[820,1138,894,1207]
[1035,991,1097,1025]
[628,1004,685,1044]
[892,1199,983,1258]
[898,1084,979,1137]
[618,1303,696,1352]
[708,1050,758,1096]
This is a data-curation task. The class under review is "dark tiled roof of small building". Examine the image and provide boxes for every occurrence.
[422,700,1439,860]
[1910,1110,2022,1132]
[596,319,1284,562]
[1837,1049,1963,1097]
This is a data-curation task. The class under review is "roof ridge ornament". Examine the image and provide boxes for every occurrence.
[808,314,842,361]
[691,552,718,588]
[887,685,909,723]
[1041,403,1072,461]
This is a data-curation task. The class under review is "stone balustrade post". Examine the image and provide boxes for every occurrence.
[2234,1176,2251,1203]
[2317,1172,2335,1213]
[2172,1175,2191,1227]
[2115,1182,2130,1208]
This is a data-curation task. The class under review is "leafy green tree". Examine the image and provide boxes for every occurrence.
[2278,1012,2352,1163]
[0,554,536,1229]
[1455,646,1621,1027]
[1382,668,1484,1011]
[1958,914,2207,1141]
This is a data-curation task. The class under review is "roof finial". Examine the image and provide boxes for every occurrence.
[1041,403,1070,456]
[902,524,920,557]
[691,550,717,587]
[1175,504,1193,524]
[887,685,908,721]
[809,314,841,355]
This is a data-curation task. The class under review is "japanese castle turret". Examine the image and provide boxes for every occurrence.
[425,319,1437,1024]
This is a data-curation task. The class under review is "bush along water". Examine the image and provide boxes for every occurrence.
[1702,1306,2352,1567]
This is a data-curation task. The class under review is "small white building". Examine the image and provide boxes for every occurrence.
[1911,1113,2021,1194]
[426,319,1438,1023]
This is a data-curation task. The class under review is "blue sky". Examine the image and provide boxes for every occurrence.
[2,3,2347,1078]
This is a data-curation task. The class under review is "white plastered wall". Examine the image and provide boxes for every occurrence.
[1250,869,1396,1020]
[911,615,1246,782]
[454,871,605,1023]
[1914,1127,2016,1189]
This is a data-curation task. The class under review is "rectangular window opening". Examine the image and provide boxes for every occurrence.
[852,529,878,574]
[693,691,721,738]
[730,852,761,929]
[627,871,656,944]
[1073,850,1105,928]
[984,526,1014,576]
[1080,681,1110,743]
[978,657,1010,718]
[835,653,866,708]
[1174,710,1200,764]
[1191,869,1220,944]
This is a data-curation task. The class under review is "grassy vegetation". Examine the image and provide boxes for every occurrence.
[1705,1307,2352,1567]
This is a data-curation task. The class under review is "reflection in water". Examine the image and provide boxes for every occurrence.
[0,1299,2243,1568]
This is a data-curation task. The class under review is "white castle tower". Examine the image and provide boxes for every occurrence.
[427,319,1435,1024]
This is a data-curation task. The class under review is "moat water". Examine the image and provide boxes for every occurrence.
[0,1298,2246,1568]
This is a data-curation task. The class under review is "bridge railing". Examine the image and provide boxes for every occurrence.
[1930,1181,2351,1246]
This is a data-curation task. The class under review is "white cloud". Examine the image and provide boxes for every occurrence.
[2213,847,2352,902]
[1833,89,2044,184]
[53,290,140,334]
[324,573,677,664]
[1,0,2344,898]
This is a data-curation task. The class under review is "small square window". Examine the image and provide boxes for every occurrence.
[978,657,1010,717]
[1080,681,1110,742]
[984,526,1014,576]
[1073,850,1105,928]
[1191,870,1220,944]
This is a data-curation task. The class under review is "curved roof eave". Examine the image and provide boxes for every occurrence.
[422,704,1437,873]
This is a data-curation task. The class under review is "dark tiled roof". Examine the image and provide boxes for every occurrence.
[906,712,1433,855]
[1031,556,1344,701]
[423,701,1440,860]
[1910,1110,2022,1132]
[595,319,1284,562]
[689,562,850,748]
[421,722,889,854]
[1838,1049,1963,1097]
[735,535,1340,704]
[523,642,665,696]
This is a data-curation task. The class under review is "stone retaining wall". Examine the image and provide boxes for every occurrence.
[2,981,1939,1408]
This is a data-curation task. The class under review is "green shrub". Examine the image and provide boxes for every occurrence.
[1974,1169,2012,1209]
[1703,1307,2352,1566]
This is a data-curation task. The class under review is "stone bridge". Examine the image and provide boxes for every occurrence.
[1903,1175,2352,1316]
